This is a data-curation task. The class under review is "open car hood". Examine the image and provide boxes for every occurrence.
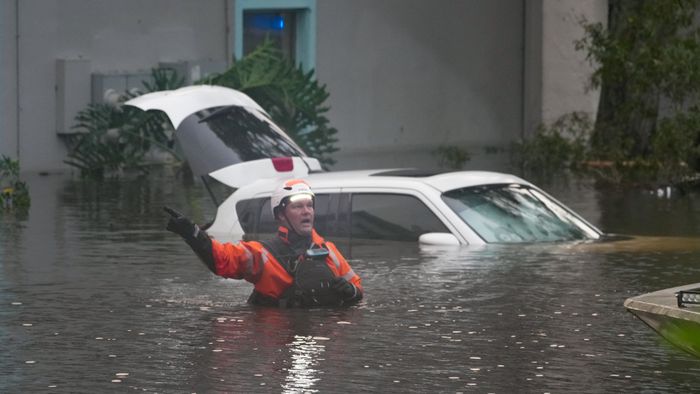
[125,85,322,188]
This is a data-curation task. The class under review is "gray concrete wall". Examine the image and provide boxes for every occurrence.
[1,1,19,162]
[2,0,607,174]
[540,0,606,126]
[1,0,231,172]
[316,0,525,170]
[523,0,543,138]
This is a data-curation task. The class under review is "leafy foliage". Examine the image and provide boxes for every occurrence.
[66,42,340,179]
[141,67,185,93]
[202,40,338,166]
[514,112,591,174]
[0,155,30,211]
[579,1,700,103]
[575,0,700,177]
[64,68,184,178]
[433,145,471,170]
[649,107,700,181]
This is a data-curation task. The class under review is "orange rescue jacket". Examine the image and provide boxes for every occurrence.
[210,229,362,301]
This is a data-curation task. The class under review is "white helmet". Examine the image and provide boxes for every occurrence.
[271,179,315,218]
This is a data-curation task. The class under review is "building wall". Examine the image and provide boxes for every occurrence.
[540,0,606,127]
[1,0,231,172]
[316,0,525,170]
[1,0,607,174]
[523,0,543,139]
[1,2,19,162]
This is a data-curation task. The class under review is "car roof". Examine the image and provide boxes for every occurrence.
[239,168,532,195]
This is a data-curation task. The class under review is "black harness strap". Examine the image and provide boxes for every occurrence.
[260,238,300,275]
[248,238,305,307]
[249,238,337,308]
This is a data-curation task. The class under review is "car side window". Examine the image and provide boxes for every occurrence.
[350,193,449,241]
[313,194,340,237]
[236,198,265,234]
[258,199,276,235]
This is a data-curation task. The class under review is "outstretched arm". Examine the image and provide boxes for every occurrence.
[164,206,264,282]
[163,206,216,273]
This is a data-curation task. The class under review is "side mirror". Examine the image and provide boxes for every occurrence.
[418,232,461,246]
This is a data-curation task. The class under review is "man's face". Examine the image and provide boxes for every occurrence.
[281,195,315,236]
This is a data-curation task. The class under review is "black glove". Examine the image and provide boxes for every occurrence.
[332,277,357,300]
[163,206,216,273]
[164,206,199,241]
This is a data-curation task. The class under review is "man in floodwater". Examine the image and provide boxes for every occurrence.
[164,178,363,307]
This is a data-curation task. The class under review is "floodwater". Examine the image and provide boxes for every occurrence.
[3,171,700,393]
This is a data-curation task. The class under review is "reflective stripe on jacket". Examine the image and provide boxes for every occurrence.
[210,229,362,301]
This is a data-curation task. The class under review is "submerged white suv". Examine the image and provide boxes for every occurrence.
[127,86,602,245]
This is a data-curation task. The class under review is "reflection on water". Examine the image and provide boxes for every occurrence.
[3,171,700,392]
[284,335,325,393]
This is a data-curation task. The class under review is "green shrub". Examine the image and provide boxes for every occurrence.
[0,155,30,211]
[433,145,470,170]
[649,108,700,181]
[514,112,591,173]
[201,40,338,166]
[65,68,183,179]
[66,41,340,179]
[575,0,700,177]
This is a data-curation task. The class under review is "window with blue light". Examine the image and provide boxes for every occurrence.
[234,0,316,71]
[243,11,297,60]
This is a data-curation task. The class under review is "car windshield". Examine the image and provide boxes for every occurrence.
[195,105,304,161]
[441,184,600,243]
[174,106,307,179]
